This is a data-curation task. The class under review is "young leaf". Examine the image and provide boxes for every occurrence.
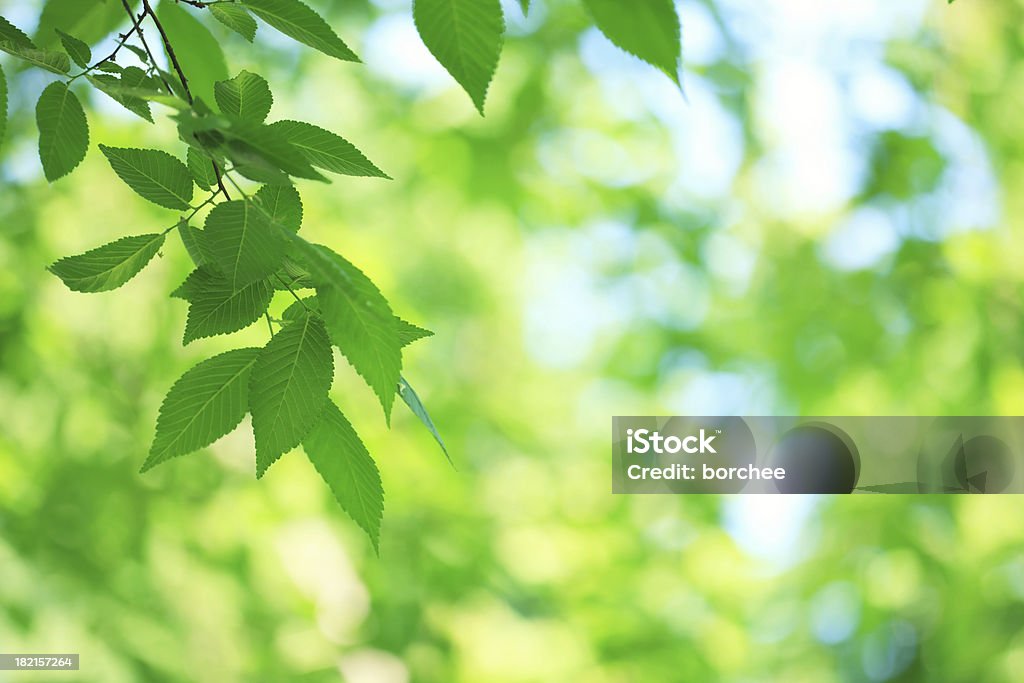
[210,3,258,42]
[303,400,384,551]
[99,146,194,210]
[269,120,389,179]
[518,0,530,15]
[292,241,402,423]
[0,41,71,74]
[250,312,334,477]
[156,1,230,108]
[398,376,451,464]
[397,319,434,346]
[177,223,213,268]
[239,0,358,62]
[581,0,682,87]
[49,233,164,293]
[0,16,34,49]
[142,347,260,472]
[187,146,217,190]
[179,268,275,344]
[255,183,302,232]
[205,199,287,290]
[215,71,273,123]
[413,0,505,114]
[36,81,88,181]
[56,29,90,68]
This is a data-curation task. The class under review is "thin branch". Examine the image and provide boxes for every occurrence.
[119,0,174,95]
[264,312,276,338]
[141,0,193,104]
[70,21,143,81]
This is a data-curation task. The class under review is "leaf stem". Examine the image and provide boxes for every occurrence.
[274,274,311,311]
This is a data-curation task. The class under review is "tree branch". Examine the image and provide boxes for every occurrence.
[141,0,193,104]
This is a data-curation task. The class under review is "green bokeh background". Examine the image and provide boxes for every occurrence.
[2,0,1024,681]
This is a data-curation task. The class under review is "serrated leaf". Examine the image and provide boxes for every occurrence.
[226,120,325,181]
[93,61,123,74]
[0,41,71,74]
[177,223,213,269]
[36,81,88,181]
[205,199,287,291]
[281,295,319,322]
[255,183,302,232]
[156,1,230,109]
[413,0,504,114]
[187,146,218,189]
[396,318,433,346]
[215,70,273,123]
[49,233,164,293]
[210,3,258,42]
[100,145,194,209]
[582,0,681,86]
[240,0,358,62]
[303,400,383,551]
[269,120,389,179]
[250,312,334,476]
[291,240,402,423]
[142,347,260,472]
[0,15,34,49]
[56,29,90,68]
[179,268,275,344]
[124,44,149,64]
[87,71,154,123]
[398,376,450,464]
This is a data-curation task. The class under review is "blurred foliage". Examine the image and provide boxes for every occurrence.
[2,0,1024,682]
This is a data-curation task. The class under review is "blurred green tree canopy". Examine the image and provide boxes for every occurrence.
[2,1,1024,682]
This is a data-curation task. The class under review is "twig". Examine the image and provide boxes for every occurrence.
[141,0,193,104]
[119,0,174,95]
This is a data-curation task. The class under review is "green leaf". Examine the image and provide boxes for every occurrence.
[255,183,302,232]
[0,41,71,74]
[396,318,433,346]
[226,120,326,182]
[177,222,212,267]
[215,71,273,123]
[398,376,451,464]
[86,70,155,123]
[518,0,530,15]
[36,0,127,48]
[0,65,7,154]
[581,0,682,86]
[123,44,150,64]
[187,146,218,190]
[156,1,230,109]
[142,347,260,472]
[210,3,258,42]
[204,199,287,290]
[303,400,384,551]
[36,81,88,181]
[282,295,319,322]
[179,268,275,344]
[49,233,164,293]
[239,0,358,62]
[250,312,334,477]
[291,240,402,423]
[0,15,34,49]
[413,0,505,114]
[56,29,90,68]
[269,120,389,179]
[99,145,194,210]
